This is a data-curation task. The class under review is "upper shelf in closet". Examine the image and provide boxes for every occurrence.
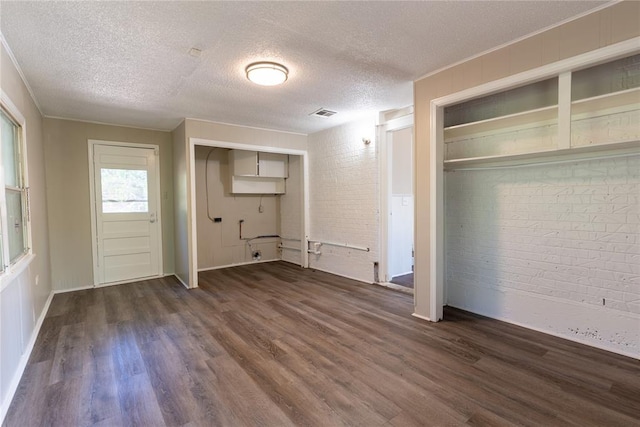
[443,52,640,168]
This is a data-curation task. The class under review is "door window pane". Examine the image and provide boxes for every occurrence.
[101,168,148,213]
[6,189,25,262]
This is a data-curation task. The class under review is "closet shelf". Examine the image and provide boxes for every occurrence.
[571,87,640,117]
[443,140,640,170]
[444,105,558,140]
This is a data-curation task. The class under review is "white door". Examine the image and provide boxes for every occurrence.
[92,144,161,285]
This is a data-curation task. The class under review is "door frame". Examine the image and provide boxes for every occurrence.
[378,109,414,286]
[88,139,164,287]
[188,137,309,289]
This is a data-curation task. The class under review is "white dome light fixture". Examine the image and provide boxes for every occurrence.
[246,62,288,86]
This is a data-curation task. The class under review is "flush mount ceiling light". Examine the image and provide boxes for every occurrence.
[245,62,288,86]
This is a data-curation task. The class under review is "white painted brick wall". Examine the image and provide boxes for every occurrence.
[308,117,379,283]
[280,155,303,264]
[445,155,640,356]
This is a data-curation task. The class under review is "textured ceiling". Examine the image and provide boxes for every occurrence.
[1,1,607,134]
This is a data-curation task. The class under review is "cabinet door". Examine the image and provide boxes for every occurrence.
[229,150,258,176]
[258,153,288,178]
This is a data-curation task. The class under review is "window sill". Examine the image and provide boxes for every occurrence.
[0,253,36,293]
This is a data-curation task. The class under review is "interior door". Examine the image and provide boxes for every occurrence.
[92,144,161,285]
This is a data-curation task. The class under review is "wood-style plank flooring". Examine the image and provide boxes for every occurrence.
[5,262,640,426]
[390,273,413,289]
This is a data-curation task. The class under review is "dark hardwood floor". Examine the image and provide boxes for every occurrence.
[390,273,413,289]
[5,261,640,426]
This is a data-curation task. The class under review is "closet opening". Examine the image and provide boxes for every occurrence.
[188,138,309,287]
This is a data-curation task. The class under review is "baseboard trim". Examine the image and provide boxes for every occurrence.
[446,283,640,360]
[306,265,372,285]
[0,290,54,424]
[448,302,639,360]
[450,305,640,360]
[411,312,432,322]
[199,259,372,288]
[278,259,304,268]
[173,274,190,289]
[53,273,173,294]
[53,285,94,294]
[94,274,166,289]
[197,259,279,272]
[375,281,413,295]
[391,271,414,278]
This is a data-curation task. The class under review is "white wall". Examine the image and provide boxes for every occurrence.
[308,116,379,283]
[445,155,640,357]
[280,155,303,264]
[194,146,280,269]
[43,118,175,291]
[0,42,53,421]
[390,195,414,278]
[391,127,413,194]
[389,127,413,278]
[172,120,190,287]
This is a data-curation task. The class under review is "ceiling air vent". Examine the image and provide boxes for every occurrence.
[310,108,337,118]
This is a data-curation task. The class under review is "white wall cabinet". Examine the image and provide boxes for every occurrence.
[258,152,288,178]
[230,150,259,176]
[229,150,287,194]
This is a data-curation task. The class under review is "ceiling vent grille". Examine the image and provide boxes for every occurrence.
[310,108,337,118]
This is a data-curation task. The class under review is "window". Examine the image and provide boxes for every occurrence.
[100,168,149,213]
[0,105,29,272]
